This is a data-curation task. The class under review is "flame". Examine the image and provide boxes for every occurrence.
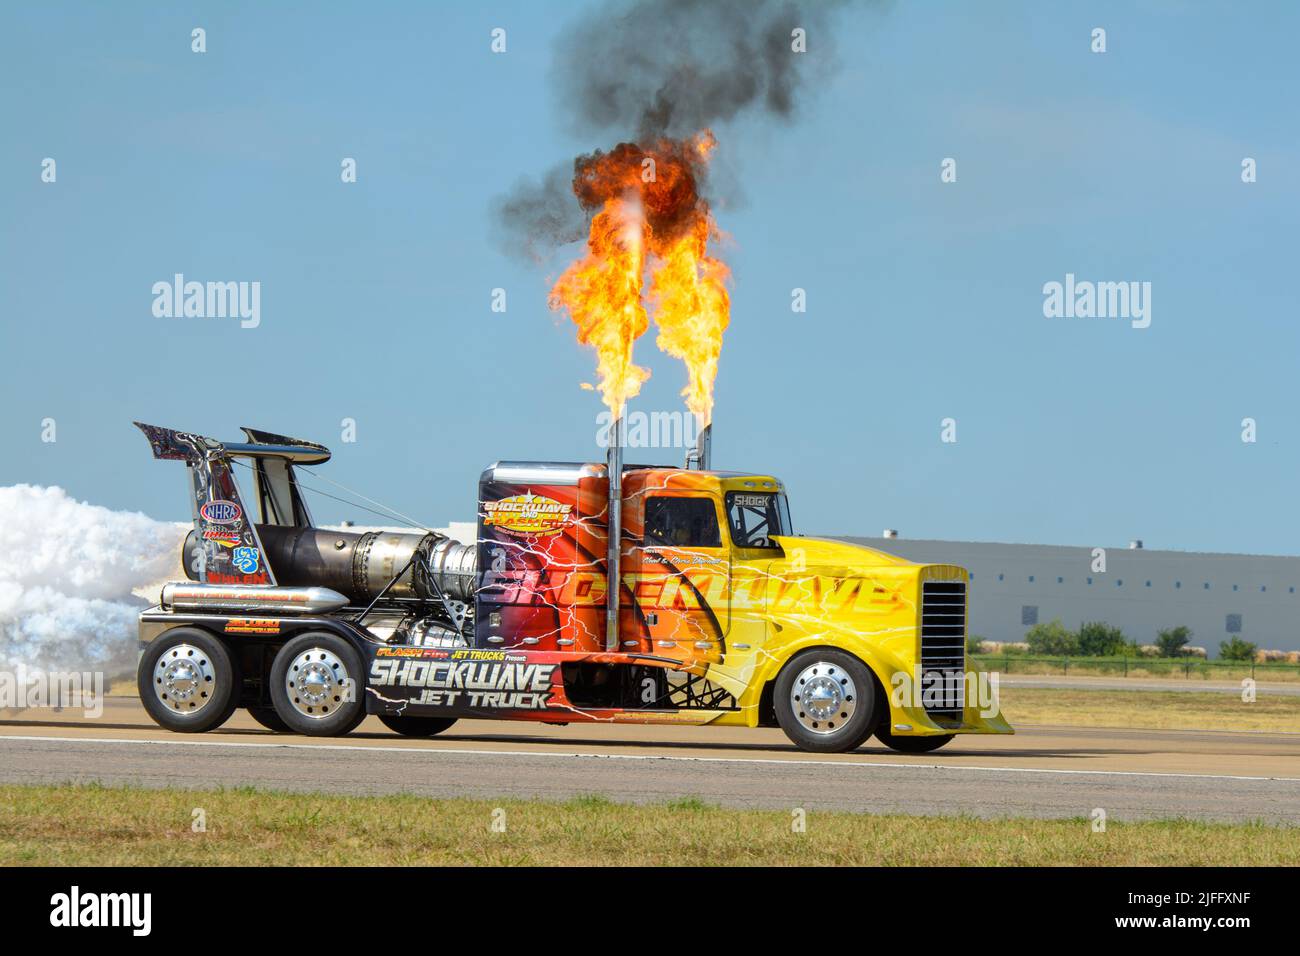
[548,131,730,424]
[650,216,730,426]
[549,195,649,418]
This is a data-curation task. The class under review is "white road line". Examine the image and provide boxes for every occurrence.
[0,733,1295,783]
[1020,723,1300,737]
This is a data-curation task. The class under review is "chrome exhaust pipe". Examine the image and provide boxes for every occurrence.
[685,421,712,471]
[160,582,351,615]
[606,414,623,651]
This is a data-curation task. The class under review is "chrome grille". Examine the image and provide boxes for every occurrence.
[920,580,966,720]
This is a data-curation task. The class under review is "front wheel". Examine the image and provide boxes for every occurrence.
[773,649,880,753]
[138,628,239,733]
[875,727,955,753]
[378,714,458,737]
[269,633,367,737]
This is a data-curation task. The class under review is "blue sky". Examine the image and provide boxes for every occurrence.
[2,1,1297,554]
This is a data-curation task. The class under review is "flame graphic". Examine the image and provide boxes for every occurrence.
[548,132,730,424]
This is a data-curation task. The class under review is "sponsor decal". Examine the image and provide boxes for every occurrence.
[200,499,243,525]
[231,546,260,574]
[224,618,281,635]
[206,571,270,585]
[375,647,450,660]
[450,649,507,661]
[483,494,573,537]
[202,528,242,546]
[369,658,557,710]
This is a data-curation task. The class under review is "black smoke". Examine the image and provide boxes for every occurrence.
[495,0,850,259]
[556,0,840,141]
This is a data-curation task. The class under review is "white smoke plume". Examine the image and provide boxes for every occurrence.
[0,485,186,677]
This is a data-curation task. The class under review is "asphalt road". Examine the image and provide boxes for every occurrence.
[1,699,1297,823]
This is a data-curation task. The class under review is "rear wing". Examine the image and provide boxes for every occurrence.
[233,427,325,528]
[134,422,333,587]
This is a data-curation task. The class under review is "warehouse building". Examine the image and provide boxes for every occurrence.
[846,535,1300,655]
[434,516,1299,656]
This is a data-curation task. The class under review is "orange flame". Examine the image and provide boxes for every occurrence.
[549,196,649,418]
[548,131,730,424]
[650,217,730,425]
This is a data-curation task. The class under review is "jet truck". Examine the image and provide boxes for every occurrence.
[134,421,1011,753]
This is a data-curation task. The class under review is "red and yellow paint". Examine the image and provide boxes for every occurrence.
[474,467,1011,739]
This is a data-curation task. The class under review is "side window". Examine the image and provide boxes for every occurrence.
[644,496,722,548]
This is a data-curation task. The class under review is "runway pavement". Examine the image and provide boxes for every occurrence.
[998,675,1300,696]
[1,698,1297,823]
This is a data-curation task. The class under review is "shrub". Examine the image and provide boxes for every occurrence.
[967,635,985,655]
[1076,621,1127,657]
[1156,625,1192,658]
[1218,637,1258,662]
[1025,619,1078,656]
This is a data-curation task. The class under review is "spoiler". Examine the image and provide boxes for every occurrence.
[133,421,222,462]
[133,421,277,587]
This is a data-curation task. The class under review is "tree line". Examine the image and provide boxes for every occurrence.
[970,620,1258,661]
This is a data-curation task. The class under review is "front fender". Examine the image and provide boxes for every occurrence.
[751,617,1013,737]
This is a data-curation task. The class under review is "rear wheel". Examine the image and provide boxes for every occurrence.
[269,633,367,737]
[378,714,458,737]
[774,649,880,753]
[875,727,956,753]
[247,706,292,733]
[138,628,239,733]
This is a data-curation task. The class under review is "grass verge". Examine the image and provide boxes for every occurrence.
[0,783,1295,866]
[972,656,1300,682]
[999,686,1300,732]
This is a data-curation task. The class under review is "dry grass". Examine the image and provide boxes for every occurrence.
[999,686,1300,732]
[0,783,1295,866]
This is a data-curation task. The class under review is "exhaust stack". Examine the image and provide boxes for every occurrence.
[161,582,350,615]
[685,422,712,471]
[605,414,623,650]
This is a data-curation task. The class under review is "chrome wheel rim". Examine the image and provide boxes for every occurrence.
[791,661,856,735]
[154,643,216,715]
[285,647,350,719]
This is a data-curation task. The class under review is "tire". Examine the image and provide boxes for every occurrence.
[138,627,239,733]
[269,632,367,737]
[247,706,292,733]
[774,649,880,753]
[875,728,956,754]
[378,714,458,737]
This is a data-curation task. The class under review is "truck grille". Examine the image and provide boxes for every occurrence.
[920,580,966,721]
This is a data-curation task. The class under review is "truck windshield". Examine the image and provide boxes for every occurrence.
[725,492,792,549]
